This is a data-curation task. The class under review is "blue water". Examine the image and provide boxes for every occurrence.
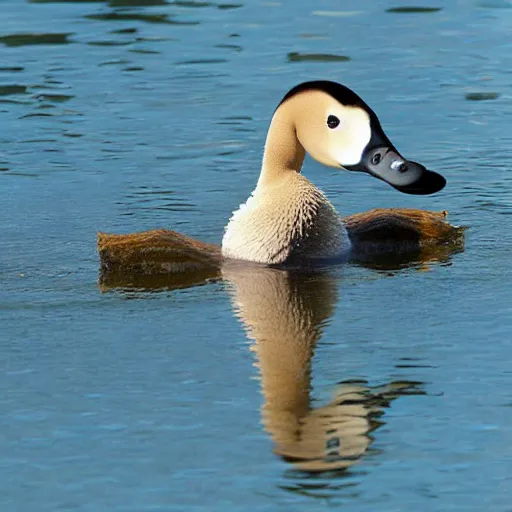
[2,0,512,510]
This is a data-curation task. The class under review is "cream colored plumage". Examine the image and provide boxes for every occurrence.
[222,89,353,264]
[221,81,445,265]
[221,172,349,264]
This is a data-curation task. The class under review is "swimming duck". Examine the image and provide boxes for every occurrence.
[98,80,463,278]
[221,80,446,265]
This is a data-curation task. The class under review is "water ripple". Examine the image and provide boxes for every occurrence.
[386,6,442,13]
[287,52,351,63]
[0,85,27,96]
[0,33,73,46]
[85,11,199,24]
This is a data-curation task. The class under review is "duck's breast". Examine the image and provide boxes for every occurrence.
[222,174,350,265]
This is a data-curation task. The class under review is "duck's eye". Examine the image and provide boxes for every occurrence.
[327,115,340,129]
[372,153,382,165]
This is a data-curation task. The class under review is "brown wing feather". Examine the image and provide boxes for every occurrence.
[344,208,465,254]
[97,208,465,282]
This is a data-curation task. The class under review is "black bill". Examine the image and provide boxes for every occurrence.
[358,145,446,195]
[345,120,446,195]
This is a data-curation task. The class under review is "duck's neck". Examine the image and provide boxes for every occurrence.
[258,105,306,189]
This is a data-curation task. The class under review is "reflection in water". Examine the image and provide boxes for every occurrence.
[223,263,424,474]
[351,243,463,273]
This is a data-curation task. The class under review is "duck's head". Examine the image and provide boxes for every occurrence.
[279,80,446,195]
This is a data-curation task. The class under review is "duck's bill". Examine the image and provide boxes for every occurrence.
[347,146,446,195]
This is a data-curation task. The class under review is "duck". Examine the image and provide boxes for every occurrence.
[221,80,447,265]
[98,80,464,279]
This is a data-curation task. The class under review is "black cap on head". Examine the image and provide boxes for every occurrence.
[280,81,447,195]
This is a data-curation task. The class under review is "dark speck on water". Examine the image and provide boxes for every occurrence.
[1,0,511,511]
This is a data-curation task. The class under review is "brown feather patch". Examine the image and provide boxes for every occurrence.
[344,208,465,254]
[97,208,465,285]
[98,229,222,274]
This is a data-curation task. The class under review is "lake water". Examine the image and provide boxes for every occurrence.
[2,0,512,510]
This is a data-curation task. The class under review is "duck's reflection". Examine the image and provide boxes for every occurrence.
[98,248,435,474]
[223,262,424,473]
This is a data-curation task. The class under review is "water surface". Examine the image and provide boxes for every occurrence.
[2,0,512,510]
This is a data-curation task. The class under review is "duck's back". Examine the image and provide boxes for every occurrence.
[221,173,349,265]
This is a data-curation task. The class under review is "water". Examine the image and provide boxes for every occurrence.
[1,0,512,510]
